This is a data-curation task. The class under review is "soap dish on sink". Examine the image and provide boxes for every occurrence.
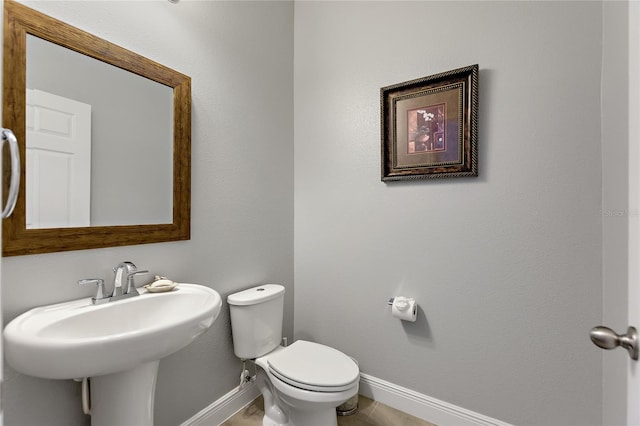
[144,279,178,293]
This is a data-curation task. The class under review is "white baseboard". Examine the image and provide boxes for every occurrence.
[181,373,511,426]
[180,383,260,426]
[359,373,512,426]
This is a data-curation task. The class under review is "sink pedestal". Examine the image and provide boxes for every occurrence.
[90,360,160,426]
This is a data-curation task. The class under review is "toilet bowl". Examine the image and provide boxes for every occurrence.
[228,285,360,426]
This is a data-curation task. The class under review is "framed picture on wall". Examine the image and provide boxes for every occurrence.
[381,64,479,181]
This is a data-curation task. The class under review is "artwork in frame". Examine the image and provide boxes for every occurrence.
[381,64,478,181]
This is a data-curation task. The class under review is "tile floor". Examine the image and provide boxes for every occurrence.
[221,395,437,426]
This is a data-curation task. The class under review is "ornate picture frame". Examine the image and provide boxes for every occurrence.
[381,64,478,181]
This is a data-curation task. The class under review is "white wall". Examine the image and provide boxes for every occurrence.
[602,2,629,425]
[294,2,603,425]
[627,3,640,425]
[1,1,294,425]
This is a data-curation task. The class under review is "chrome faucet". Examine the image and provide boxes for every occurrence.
[113,261,134,297]
[113,261,149,299]
[80,261,149,304]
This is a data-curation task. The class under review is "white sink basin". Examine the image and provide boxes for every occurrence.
[4,283,222,380]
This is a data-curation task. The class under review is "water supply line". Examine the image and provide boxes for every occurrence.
[73,378,91,415]
[239,360,257,389]
[82,377,91,415]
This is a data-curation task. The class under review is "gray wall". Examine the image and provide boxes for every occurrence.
[2,1,630,426]
[2,1,294,425]
[293,2,604,426]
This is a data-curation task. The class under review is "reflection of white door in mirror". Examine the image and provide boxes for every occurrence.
[26,89,91,229]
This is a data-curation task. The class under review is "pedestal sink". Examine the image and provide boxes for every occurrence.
[3,283,222,426]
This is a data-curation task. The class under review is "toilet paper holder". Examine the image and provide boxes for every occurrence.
[387,296,415,307]
[388,297,418,322]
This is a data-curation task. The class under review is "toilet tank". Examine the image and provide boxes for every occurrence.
[227,284,285,359]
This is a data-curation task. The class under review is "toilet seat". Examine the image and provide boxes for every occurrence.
[265,340,359,392]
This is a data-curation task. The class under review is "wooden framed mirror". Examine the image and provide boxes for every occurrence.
[2,0,191,256]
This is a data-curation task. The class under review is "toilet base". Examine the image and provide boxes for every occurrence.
[262,407,338,426]
[288,408,339,426]
[254,365,356,426]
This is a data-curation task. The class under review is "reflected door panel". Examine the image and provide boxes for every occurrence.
[26,89,91,228]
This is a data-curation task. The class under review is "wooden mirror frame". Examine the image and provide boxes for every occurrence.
[2,0,191,256]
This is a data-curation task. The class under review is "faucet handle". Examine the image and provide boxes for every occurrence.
[79,278,107,303]
[125,270,149,295]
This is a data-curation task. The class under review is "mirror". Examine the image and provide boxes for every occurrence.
[26,35,174,229]
[2,0,191,256]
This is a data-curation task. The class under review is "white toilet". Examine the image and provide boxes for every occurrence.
[228,284,360,426]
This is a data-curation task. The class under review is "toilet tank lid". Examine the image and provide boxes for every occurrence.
[227,284,285,306]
